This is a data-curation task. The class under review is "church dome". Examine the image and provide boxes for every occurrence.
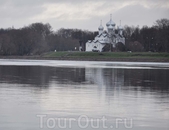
[106,19,116,27]
[118,25,123,30]
[106,14,116,27]
[107,25,114,30]
[98,25,104,30]
[98,20,104,30]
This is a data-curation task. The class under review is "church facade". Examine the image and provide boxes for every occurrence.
[86,15,125,52]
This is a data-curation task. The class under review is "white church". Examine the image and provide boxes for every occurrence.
[85,15,125,52]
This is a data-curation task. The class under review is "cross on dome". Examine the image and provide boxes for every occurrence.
[118,20,123,30]
[106,14,116,27]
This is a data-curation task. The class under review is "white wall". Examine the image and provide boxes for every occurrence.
[86,31,125,52]
[86,42,93,52]
[86,42,106,52]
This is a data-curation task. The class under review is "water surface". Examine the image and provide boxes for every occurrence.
[0,59,169,130]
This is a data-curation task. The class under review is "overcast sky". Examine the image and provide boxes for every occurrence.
[1,0,169,31]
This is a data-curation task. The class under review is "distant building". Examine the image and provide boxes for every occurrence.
[86,15,125,52]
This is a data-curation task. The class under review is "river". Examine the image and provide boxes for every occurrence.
[0,59,169,130]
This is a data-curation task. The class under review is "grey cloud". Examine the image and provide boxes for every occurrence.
[0,0,44,19]
[0,0,169,30]
[1,0,168,7]
[112,4,169,27]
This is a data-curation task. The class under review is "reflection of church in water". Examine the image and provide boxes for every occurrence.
[85,15,125,52]
[85,68,124,89]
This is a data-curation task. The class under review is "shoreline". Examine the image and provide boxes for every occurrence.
[0,56,169,62]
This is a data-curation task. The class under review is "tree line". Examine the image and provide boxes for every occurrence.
[122,18,169,52]
[0,23,97,55]
[0,18,169,55]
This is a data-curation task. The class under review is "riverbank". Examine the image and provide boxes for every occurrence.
[0,52,169,62]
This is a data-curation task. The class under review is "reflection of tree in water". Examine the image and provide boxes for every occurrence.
[0,66,86,87]
[0,66,52,87]
[52,67,85,84]
[123,69,169,92]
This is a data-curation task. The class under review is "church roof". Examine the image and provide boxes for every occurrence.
[99,41,108,44]
[87,39,109,44]
[97,32,108,38]
[103,33,107,37]
[93,40,98,43]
